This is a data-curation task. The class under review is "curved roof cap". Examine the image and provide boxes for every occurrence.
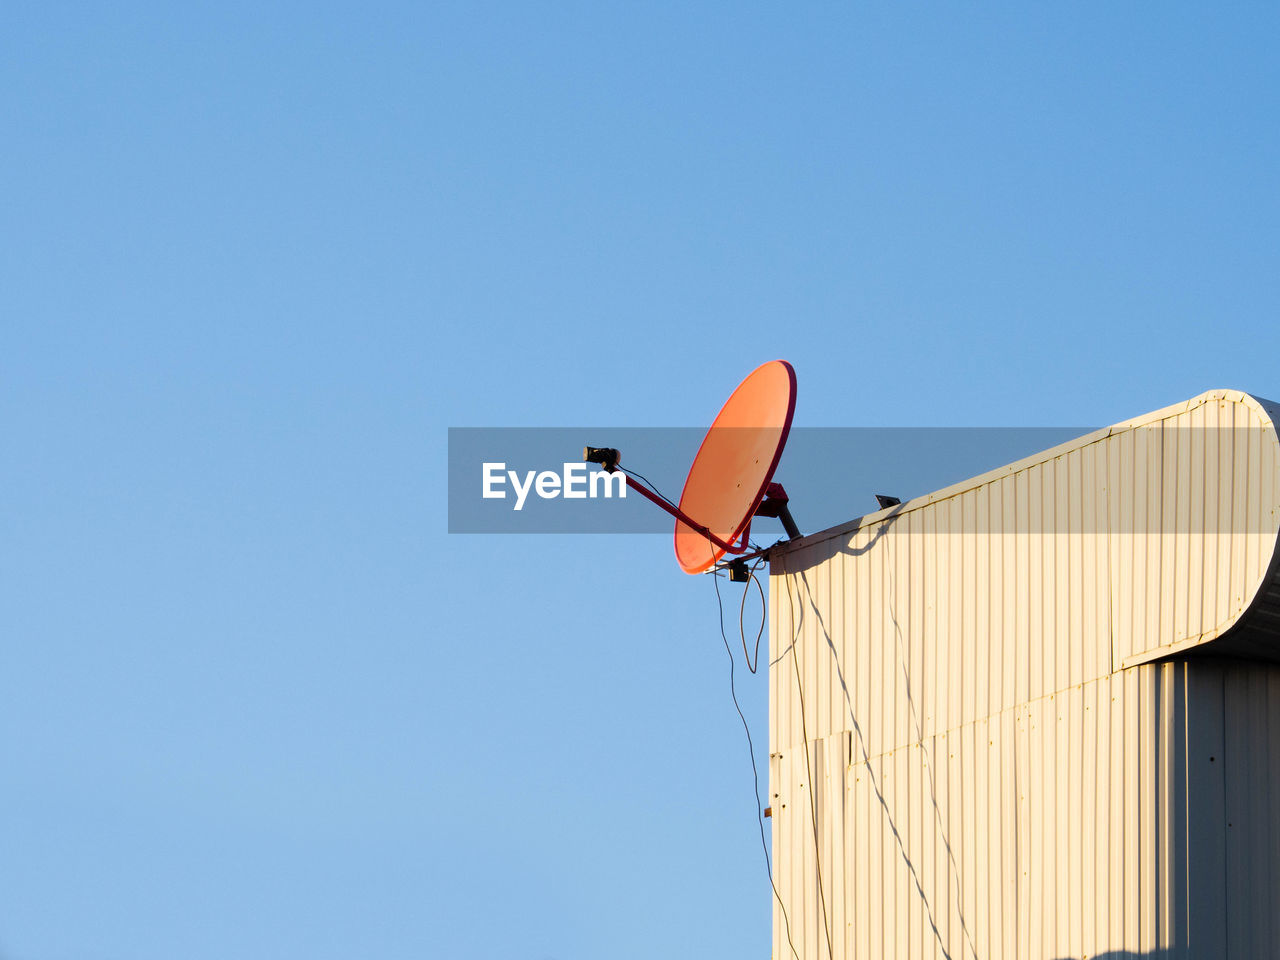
[774,389,1280,665]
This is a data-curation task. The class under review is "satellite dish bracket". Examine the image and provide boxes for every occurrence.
[753,482,801,540]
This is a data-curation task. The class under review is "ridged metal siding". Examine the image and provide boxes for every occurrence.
[768,390,1280,959]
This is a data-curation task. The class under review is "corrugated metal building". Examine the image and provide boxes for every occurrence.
[768,389,1280,960]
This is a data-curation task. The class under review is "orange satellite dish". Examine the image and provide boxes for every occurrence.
[674,360,796,573]
[584,359,800,576]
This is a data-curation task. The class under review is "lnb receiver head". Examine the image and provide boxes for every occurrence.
[583,446,621,473]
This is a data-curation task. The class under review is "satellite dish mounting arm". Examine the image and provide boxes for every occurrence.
[584,446,750,554]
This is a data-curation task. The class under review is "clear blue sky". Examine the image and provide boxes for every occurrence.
[3,3,1278,959]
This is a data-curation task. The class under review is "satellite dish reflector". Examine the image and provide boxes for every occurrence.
[675,360,796,574]
[583,359,799,574]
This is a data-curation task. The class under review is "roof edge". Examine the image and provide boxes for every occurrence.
[774,389,1278,559]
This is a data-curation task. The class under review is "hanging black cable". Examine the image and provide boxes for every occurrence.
[738,556,767,674]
